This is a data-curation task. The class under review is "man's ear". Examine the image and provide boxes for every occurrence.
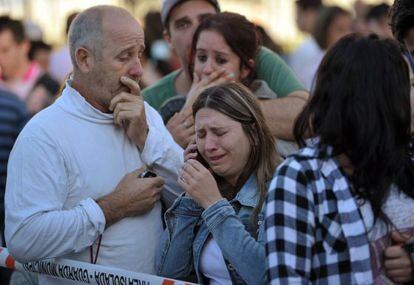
[21,40,30,56]
[75,47,94,73]
[163,29,174,51]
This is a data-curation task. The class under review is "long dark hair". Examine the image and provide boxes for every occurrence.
[189,12,260,86]
[390,0,414,45]
[192,82,279,224]
[294,33,414,221]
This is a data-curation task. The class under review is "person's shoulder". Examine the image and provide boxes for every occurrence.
[23,101,62,131]
[277,143,329,177]
[292,38,315,54]
[14,111,61,153]
[290,38,323,64]
[142,70,179,96]
[257,46,284,63]
[0,89,27,114]
[35,72,60,95]
[142,70,180,110]
[250,79,277,98]
[0,89,28,118]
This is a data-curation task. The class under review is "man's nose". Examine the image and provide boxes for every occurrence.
[128,59,143,78]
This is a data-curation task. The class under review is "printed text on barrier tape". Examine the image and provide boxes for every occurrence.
[0,248,15,269]
[0,247,197,285]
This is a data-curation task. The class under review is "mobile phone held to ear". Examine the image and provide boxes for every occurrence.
[195,150,211,170]
[138,170,157,178]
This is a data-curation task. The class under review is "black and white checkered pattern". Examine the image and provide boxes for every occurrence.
[265,142,373,285]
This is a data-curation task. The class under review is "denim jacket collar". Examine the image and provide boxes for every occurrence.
[232,175,259,208]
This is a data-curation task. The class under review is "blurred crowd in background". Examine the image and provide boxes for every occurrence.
[0,0,396,101]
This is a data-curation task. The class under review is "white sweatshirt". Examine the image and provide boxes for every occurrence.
[5,80,183,284]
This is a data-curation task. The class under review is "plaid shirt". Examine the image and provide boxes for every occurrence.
[265,141,373,285]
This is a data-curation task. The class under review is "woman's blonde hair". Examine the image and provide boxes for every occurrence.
[192,82,280,224]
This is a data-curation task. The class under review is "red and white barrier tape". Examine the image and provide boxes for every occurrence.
[0,247,197,285]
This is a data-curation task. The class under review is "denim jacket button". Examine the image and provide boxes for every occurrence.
[228,264,234,270]
[257,220,262,225]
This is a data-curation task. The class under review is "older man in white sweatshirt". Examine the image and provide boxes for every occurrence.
[5,6,183,285]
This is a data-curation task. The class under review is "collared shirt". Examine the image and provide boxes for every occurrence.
[265,141,373,285]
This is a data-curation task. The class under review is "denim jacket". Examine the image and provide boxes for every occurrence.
[155,175,266,285]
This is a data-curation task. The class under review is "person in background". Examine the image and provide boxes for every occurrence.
[0,16,59,115]
[291,5,353,90]
[29,40,52,72]
[255,25,284,57]
[353,0,370,34]
[0,88,28,285]
[265,33,414,284]
[289,0,324,91]
[391,0,414,62]
[49,12,78,84]
[142,0,308,149]
[365,3,393,39]
[313,6,353,52]
[141,11,178,89]
[156,82,280,284]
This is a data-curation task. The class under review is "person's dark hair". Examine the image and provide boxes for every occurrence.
[256,25,283,55]
[313,6,351,50]
[296,0,322,11]
[28,40,51,61]
[144,11,164,59]
[365,3,390,21]
[164,0,220,32]
[65,12,79,36]
[190,12,260,86]
[0,16,25,43]
[390,0,414,44]
[193,82,280,225]
[294,33,414,223]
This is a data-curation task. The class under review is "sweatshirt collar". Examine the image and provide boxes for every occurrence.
[58,79,115,124]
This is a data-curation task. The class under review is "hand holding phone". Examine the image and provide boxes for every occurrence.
[178,159,221,209]
[183,139,211,170]
[183,140,198,162]
[138,170,157,178]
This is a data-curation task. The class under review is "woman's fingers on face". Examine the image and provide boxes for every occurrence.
[184,152,198,162]
[186,160,200,173]
[186,159,206,172]
[193,71,200,83]
[200,69,225,85]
